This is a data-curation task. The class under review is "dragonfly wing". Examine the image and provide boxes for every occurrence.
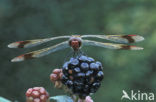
[83,40,143,50]
[81,35,144,43]
[8,36,70,48]
[11,41,69,62]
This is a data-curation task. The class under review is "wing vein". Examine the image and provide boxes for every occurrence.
[83,40,143,50]
[11,41,69,62]
[8,35,70,48]
[81,34,144,43]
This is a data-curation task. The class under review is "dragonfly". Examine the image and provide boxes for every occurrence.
[8,34,144,62]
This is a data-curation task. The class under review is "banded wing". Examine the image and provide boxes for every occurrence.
[81,34,144,43]
[83,40,143,50]
[11,41,69,62]
[8,36,70,48]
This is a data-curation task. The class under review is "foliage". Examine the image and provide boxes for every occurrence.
[50,95,73,102]
[0,97,11,102]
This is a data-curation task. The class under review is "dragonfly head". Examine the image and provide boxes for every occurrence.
[69,35,82,51]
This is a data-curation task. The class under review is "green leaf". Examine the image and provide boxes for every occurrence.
[0,97,11,102]
[49,95,73,102]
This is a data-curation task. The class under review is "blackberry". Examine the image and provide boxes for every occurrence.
[50,69,63,88]
[61,55,104,99]
[26,87,49,102]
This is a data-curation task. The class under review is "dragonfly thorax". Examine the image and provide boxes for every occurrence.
[69,36,82,51]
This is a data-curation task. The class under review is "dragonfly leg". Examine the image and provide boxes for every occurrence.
[63,50,74,63]
[63,50,87,63]
[79,50,87,56]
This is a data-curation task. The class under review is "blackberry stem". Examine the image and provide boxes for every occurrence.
[71,95,79,102]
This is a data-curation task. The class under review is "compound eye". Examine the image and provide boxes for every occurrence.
[69,39,81,51]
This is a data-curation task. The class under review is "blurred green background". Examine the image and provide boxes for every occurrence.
[0,0,155,102]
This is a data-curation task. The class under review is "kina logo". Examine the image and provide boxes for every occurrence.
[121,90,155,101]
[121,90,131,100]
